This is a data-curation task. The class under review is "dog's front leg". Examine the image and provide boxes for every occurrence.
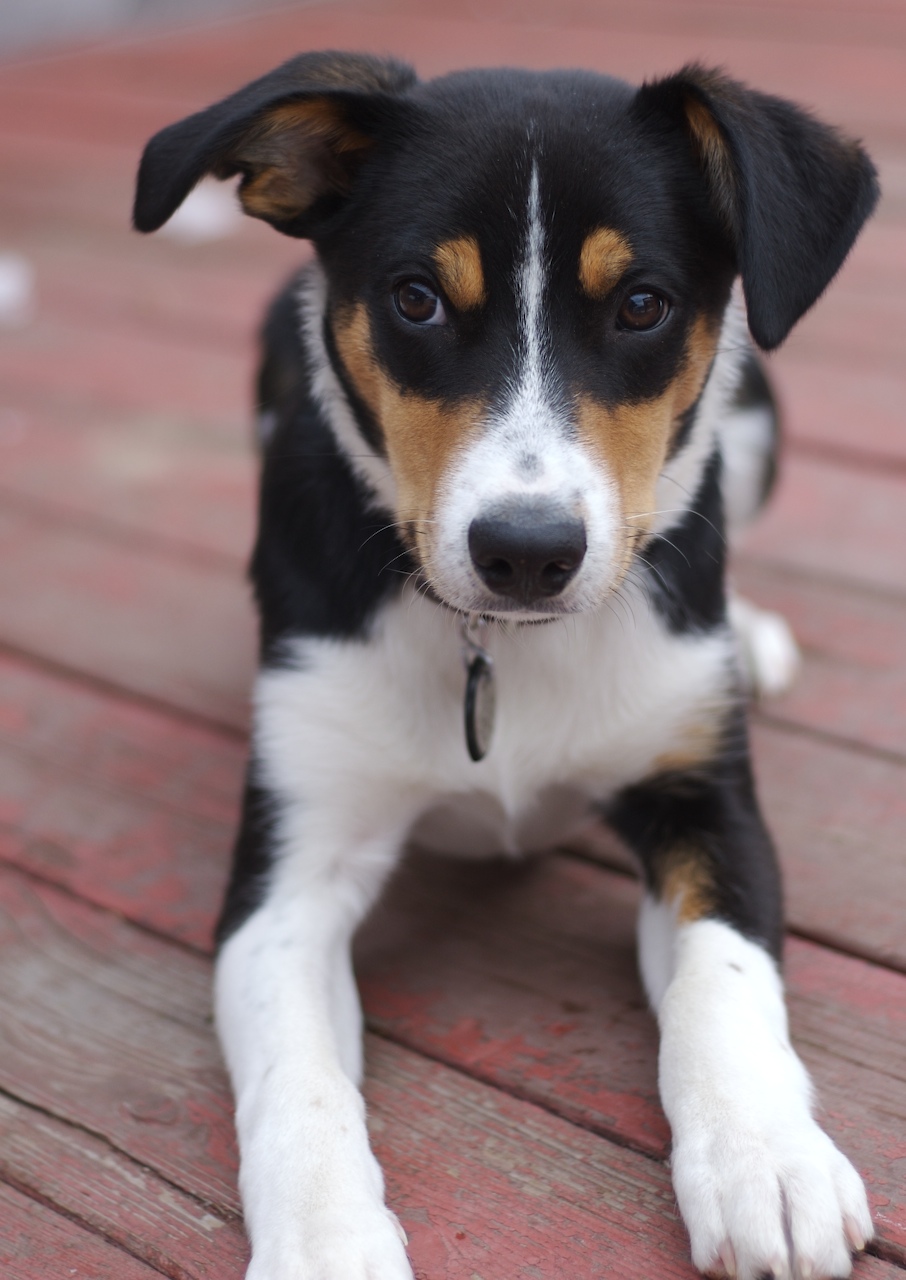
[214,777,415,1280]
[610,752,872,1280]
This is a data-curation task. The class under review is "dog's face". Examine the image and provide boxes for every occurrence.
[135,54,877,618]
[315,72,735,616]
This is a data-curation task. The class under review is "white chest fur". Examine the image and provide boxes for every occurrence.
[254,584,736,859]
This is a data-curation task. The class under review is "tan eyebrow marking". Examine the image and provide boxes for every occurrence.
[433,235,487,310]
[578,227,634,299]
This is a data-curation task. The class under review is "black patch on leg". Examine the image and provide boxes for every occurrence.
[215,770,280,947]
[641,448,726,634]
[606,714,783,959]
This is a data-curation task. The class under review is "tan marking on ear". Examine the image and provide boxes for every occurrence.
[660,848,716,924]
[575,314,720,581]
[578,227,633,299]
[434,236,487,311]
[331,302,483,565]
[683,95,736,228]
[231,98,373,223]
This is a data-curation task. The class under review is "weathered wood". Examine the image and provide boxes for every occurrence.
[0,501,256,731]
[4,2,906,143]
[0,867,241,1211]
[0,406,256,566]
[0,1179,165,1280]
[357,851,906,1258]
[752,721,906,968]
[0,1093,249,1279]
[738,453,906,597]
[0,866,900,1279]
[777,357,906,466]
[2,859,904,1265]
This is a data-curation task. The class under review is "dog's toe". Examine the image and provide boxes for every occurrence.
[676,1116,872,1280]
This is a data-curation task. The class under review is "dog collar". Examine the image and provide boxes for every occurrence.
[461,615,495,762]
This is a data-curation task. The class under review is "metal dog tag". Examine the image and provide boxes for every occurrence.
[464,652,496,762]
[462,616,496,762]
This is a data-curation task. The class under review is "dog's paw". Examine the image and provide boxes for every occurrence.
[673,1115,872,1280]
[246,1204,413,1280]
[728,594,801,699]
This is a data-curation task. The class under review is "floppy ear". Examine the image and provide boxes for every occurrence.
[634,65,879,350]
[133,51,416,238]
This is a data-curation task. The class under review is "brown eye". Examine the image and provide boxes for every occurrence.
[617,290,669,331]
[394,280,447,326]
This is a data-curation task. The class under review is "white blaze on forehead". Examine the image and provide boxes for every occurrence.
[426,156,623,613]
[519,161,548,390]
[503,159,561,448]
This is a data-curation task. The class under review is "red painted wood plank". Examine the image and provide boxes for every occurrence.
[0,867,241,1212]
[0,1093,249,1280]
[4,4,906,146]
[0,405,256,565]
[2,819,904,1262]
[0,862,899,1280]
[0,314,253,425]
[753,721,906,968]
[357,851,906,1258]
[0,868,748,1279]
[0,651,241,824]
[0,500,256,731]
[777,359,906,468]
[739,453,906,597]
[0,1180,164,1280]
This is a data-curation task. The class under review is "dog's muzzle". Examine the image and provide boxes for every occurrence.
[468,500,587,605]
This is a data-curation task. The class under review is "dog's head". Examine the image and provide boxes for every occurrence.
[135,53,877,618]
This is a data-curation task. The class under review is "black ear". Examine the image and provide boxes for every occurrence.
[133,51,416,238]
[634,66,879,350]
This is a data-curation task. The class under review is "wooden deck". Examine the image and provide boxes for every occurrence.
[1,2,905,1275]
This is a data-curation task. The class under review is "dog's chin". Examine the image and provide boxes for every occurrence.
[422,578,600,624]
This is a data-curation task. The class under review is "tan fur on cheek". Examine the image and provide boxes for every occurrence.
[331,303,483,561]
[576,315,720,574]
[434,236,486,310]
[578,227,633,299]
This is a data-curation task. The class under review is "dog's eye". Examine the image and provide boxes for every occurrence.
[394,280,448,326]
[617,290,669,331]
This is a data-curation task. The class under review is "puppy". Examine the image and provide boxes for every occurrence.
[135,53,878,1280]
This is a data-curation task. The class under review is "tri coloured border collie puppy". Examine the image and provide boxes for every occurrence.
[135,53,878,1280]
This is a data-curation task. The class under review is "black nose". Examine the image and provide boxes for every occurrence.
[468,503,587,603]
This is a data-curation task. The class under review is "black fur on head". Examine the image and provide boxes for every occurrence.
[634,64,879,350]
[133,51,417,238]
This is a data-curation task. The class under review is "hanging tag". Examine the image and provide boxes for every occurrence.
[462,617,495,762]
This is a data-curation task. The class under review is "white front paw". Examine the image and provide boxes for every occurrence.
[246,1203,413,1280]
[673,1115,872,1280]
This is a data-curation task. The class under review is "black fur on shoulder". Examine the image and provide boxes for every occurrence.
[634,65,879,350]
[133,51,417,238]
